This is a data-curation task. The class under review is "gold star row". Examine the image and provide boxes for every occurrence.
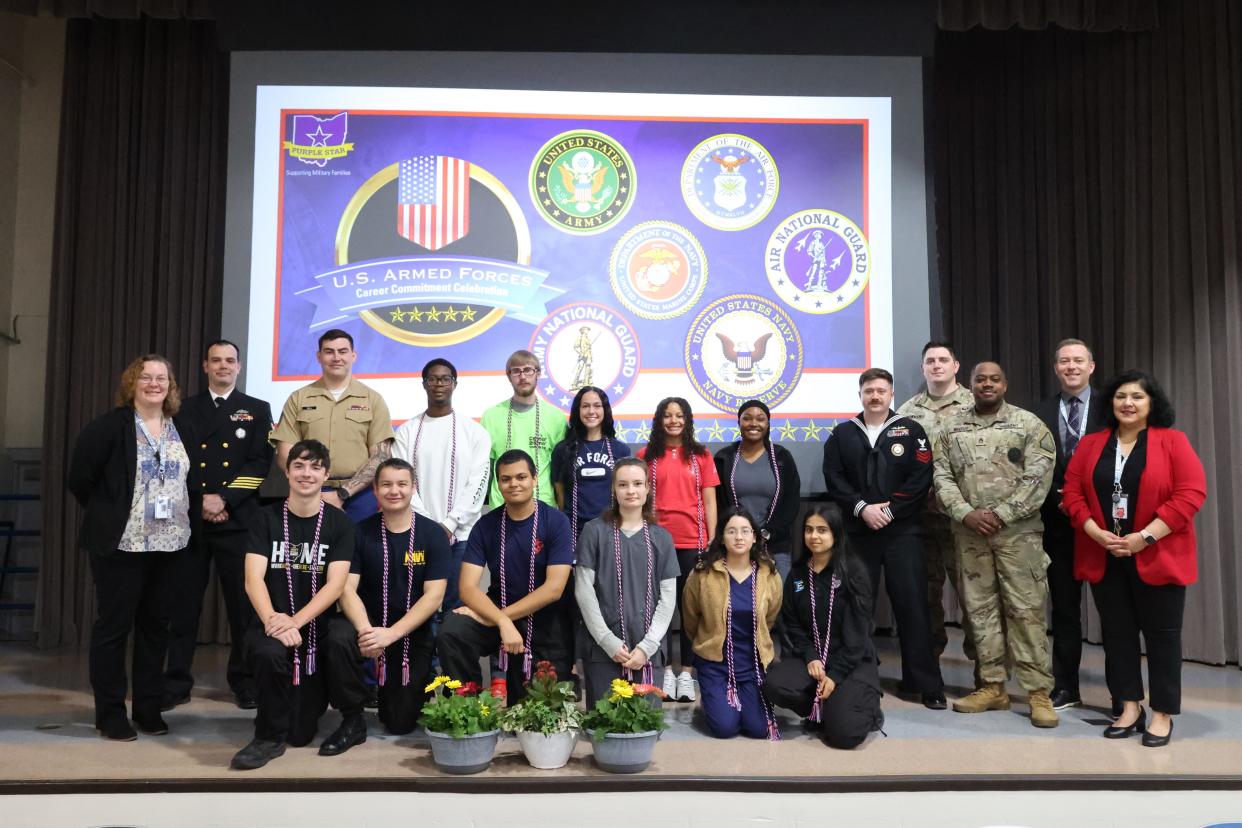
[388,305,479,324]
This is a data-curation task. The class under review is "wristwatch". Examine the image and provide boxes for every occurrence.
[1140,530,1157,546]
[334,486,351,502]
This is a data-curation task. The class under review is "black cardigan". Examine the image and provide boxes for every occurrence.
[714,441,802,554]
[66,406,198,555]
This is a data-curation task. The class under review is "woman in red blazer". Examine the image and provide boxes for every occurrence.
[1062,370,1206,748]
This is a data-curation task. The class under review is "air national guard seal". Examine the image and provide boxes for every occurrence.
[685,294,803,413]
[529,302,641,411]
[609,221,707,320]
[530,130,636,234]
[680,133,779,231]
[765,209,871,314]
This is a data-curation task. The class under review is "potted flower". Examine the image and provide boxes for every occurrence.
[582,678,667,773]
[418,675,501,774]
[498,661,584,769]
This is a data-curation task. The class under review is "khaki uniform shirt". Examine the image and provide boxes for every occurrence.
[931,401,1055,532]
[271,378,394,480]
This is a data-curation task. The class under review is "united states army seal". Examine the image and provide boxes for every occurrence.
[529,130,636,235]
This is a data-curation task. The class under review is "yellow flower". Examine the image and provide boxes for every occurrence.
[480,705,491,717]
[424,675,450,693]
[611,682,634,699]
[445,679,462,690]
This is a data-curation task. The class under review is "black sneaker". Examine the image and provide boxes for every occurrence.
[318,715,367,756]
[1050,689,1082,710]
[160,692,190,712]
[922,692,947,710]
[133,713,169,735]
[97,720,137,741]
[231,739,287,770]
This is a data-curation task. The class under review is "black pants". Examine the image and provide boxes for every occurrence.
[853,531,944,694]
[164,529,255,699]
[1089,555,1186,714]
[325,616,433,734]
[1044,529,1084,694]
[763,657,882,750]
[88,550,180,727]
[247,618,361,745]
[437,609,573,704]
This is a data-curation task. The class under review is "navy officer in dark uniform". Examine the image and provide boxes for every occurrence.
[164,339,274,710]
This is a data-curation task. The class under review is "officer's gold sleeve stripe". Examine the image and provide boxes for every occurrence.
[231,476,265,482]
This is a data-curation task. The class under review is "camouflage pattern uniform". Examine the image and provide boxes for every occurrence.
[898,385,976,657]
[932,401,1056,692]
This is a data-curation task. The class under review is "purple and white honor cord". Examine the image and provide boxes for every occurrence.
[729,442,782,526]
[282,501,325,686]
[379,509,418,686]
[723,562,780,740]
[412,412,457,515]
[498,503,540,680]
[506,401,543,501]
[571,437,614,555]
[612,520,655,684]
[649,451,707,561]
[807,568,842,723]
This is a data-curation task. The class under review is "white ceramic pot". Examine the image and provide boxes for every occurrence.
[515,729,578,769]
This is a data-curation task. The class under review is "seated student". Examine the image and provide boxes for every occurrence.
[231,440,355,771]
[437,449,574,704]
[574,457,680,705]
[763,504,884,749]
[328,458,450,747]
[682,508,783,740]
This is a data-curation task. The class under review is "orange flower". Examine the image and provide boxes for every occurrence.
[633,683,668,699]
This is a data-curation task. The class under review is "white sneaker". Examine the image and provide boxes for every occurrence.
[675,671,696,703]
[661,666,677,699]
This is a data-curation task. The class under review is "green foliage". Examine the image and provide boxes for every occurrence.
[582,678,668,741]
[417,675,500,738]
[498,661,584,735]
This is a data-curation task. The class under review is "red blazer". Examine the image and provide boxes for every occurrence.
[1062,427,1206,586]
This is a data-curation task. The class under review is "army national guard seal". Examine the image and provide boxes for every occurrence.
[529,302,641,410]
[685,294,803,413]
[530,129,636,234]
[681,133,779,231]
[765,209,871,314]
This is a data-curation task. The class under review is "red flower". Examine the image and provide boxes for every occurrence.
[633,683,667,699]
[456,681,480,696]
[534,660,557,681]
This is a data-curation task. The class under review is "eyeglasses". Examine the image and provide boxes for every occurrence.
[507,366,538,378]
[724,527,755,537]
[424,376,456,385]
[139,375,169,386]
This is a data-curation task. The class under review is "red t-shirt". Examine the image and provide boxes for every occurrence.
[638,445,720,550]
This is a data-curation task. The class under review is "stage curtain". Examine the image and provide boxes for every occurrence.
[932,0,1242,664]
[938,0,1159,31]
[37,17,227,647]
[0,0,215,16]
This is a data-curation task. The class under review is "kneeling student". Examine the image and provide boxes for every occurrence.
[231,440,355,771]
[763,504,884,749]
[437,449,574,703]
[332,458,450,741]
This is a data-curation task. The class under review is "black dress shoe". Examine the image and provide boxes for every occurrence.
[922,692,947,710]
[97,720,138,741]
[133,713,169,735]
[1050,689,1082,710]
[160,692,190,712]
[231,739,287,770]
[234,690,258,710]
[318,715,367,756]
[1142,717,1173,747]
[1103,707,1145,739]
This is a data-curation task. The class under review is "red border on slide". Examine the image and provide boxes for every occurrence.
[270,107,875,388]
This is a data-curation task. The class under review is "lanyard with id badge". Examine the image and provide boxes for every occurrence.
[136,414,172,521]
[1112,442,1131,536]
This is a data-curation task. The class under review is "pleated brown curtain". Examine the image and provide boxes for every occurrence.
[37,17,228,647]
[938,0,1159,32]
[932,0,1242,664]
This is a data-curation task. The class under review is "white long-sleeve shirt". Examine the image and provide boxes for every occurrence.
[394,411,491,542]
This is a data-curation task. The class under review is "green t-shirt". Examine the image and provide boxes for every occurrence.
[479,399,568,507]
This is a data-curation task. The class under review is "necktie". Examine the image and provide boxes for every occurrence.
[214,396,223,408]
[1065,397,1082,455]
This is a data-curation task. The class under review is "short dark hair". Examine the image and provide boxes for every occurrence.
[1054,338,1094,363]
[286,439,330,470]
[204,339,240,361]
[317,329,354,350]
[1102,370,1176,429]
[921,340,957,361]
[701,507,777,573]
[858,367,894,387]
[374,457,415,483]
[421,358,458,381]
[495,448,536,477]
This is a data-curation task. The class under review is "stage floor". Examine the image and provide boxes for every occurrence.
[2,630,1240,792]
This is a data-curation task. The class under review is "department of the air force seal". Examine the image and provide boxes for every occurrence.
[765,209,871,314]
[685,294,803,413]
[529,302,641,410]
[680,133,779,231]
[530,130,636,235]
[609,221,707,320]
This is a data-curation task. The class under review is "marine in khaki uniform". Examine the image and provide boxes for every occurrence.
[932,361,1059,728]
[897,341,977,662]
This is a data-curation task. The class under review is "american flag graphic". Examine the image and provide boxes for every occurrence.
[397,155,470,250]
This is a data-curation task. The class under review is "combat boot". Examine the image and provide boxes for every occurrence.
[951,682,1010,713]
[1028,690,1060,728]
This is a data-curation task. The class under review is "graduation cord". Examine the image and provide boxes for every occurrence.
[412,412,457,515]
[649,451,706,560]
[506,401,543,501]
[570,437,615,555]
[281,501,325,686]
[728,442,782,526]
[612,520,655,685]
[723,562,779,740]
[498,503,540,680]
[807,566,842,723]
[379,509,418,687]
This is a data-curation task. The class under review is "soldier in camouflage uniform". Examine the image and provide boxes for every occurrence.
[897,341,977,664]
[932,362,1059,728]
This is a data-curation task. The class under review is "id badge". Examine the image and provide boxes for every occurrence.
[1112,496,1129,521]
[153,495,172,520]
